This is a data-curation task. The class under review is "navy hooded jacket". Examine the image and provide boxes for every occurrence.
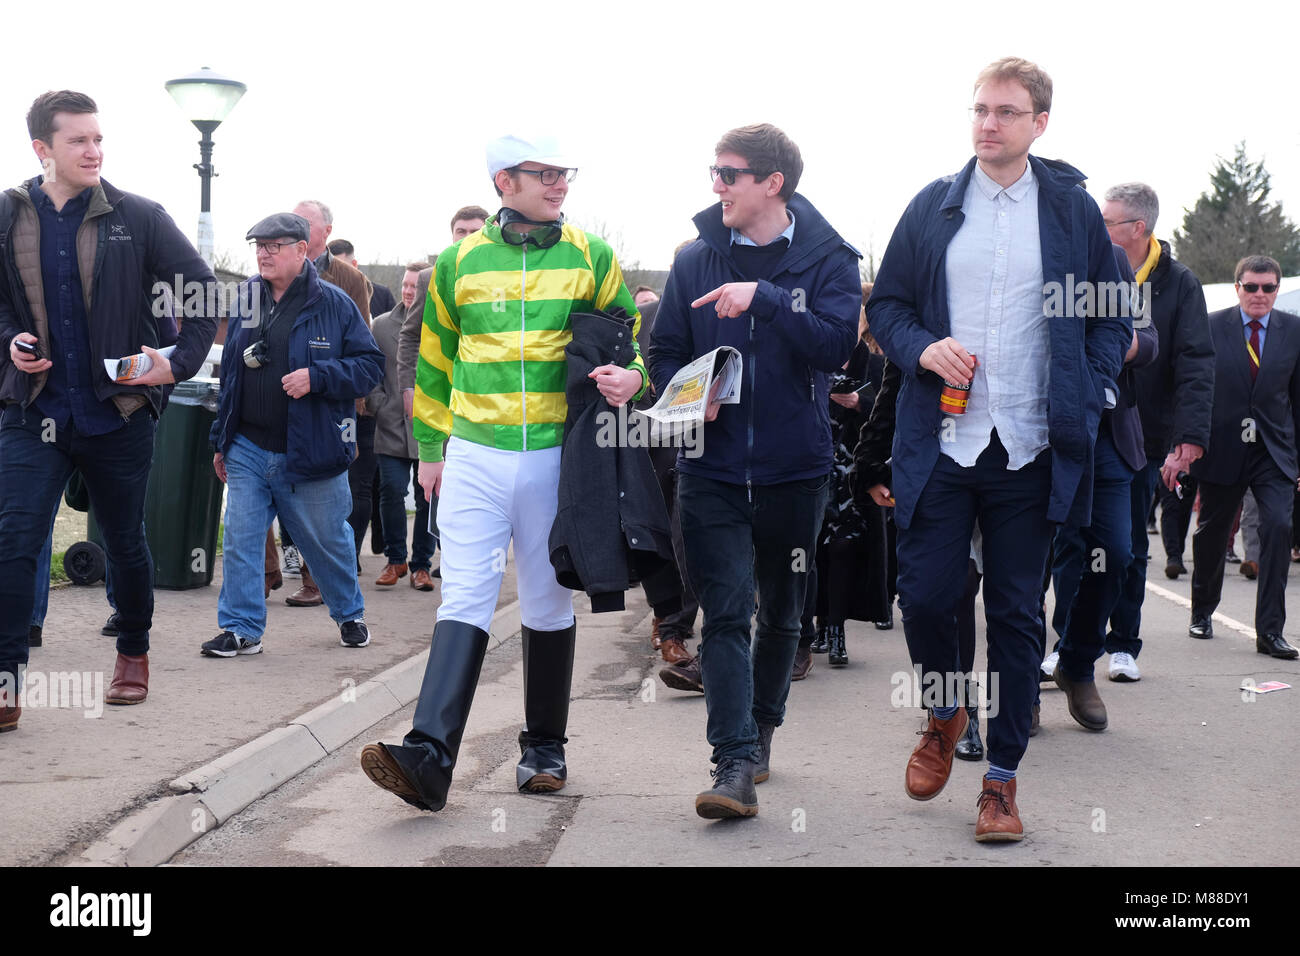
[867,154,1132,530]
[211,259,384,484]
[647,193,862,487]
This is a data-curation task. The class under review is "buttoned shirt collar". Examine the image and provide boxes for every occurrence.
[731,209,796,247]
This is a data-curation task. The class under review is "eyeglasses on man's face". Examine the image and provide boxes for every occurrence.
[710,165,762,186]
[250,239,301,255]
[1104,218,1141,228]
[968,106,1036,126]
[512,167,577,186]
[1239,282,1279,294]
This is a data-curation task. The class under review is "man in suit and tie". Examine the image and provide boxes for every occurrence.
[1189,255,1300,659]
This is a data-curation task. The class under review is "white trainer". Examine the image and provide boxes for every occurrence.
[1040,650,1059,681]
[1108,651,1141,682]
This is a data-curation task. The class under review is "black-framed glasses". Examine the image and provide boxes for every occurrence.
[1104,218,1141,228]
[511,167,577,186]
[968,106,1035,126]
[250,239,301,255]
[497,208,565,249]
[710,165,763,186]
[1240,282,1279,294]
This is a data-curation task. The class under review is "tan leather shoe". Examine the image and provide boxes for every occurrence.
[1240,560,1259,580]
[975,776,1024,842]
[106,653,149,705]
[0,703,19,732]
[410,569,435,592]
[650,617,662,650]
[660,635,693,665]
[905,708,968,800]
[376,563,408,587]
[286,565,323,607]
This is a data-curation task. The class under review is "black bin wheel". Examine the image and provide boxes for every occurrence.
[64,541,106,586]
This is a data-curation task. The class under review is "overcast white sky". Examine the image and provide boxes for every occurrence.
[3,0,1297,274]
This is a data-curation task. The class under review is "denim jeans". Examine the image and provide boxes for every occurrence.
[1052,426,1136,681]
[1107,460,1161,657]
[677,472,829,764]
[0,404,155,684]
[376,453,435,571]
[218,433,364,640]
[896,433,1051,772]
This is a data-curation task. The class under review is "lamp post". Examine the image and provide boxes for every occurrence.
[165,67,246,265]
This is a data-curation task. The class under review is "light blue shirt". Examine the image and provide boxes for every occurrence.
[731,210,795,247]
[1240,308,1270,359]
[942,162,1050,469]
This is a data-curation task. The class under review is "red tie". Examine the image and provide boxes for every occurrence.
[1248,320,1262,382]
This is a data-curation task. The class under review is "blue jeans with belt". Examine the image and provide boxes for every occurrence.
[0,404,155,686]
[677,471,829,764]
[218,433,364,641]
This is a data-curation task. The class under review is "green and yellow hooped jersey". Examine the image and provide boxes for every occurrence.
[413,217,645,462]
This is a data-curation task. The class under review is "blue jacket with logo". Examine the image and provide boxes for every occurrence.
[211,259,384,484]
[867,154,1132,529]
[647,193,862,486]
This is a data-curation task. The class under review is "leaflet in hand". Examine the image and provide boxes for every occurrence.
[105,346,176,383]
[640,346,742,424]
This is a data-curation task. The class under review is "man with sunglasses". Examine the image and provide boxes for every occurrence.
[1188,255,1300,660]
[868,57,1131,841]
[648,123,861,820]
[361,134,646,812]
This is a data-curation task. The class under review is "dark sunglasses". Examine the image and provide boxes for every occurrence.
[710,165,762,186]
[1240,282,1278,294]
[497,207,565,249]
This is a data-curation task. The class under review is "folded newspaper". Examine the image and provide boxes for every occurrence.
[105,345,176,383]
[640,346,742,423]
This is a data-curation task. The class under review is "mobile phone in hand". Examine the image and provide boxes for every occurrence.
[14,339,42,360]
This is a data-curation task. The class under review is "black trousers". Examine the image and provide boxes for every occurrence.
[1191,447,1295,636]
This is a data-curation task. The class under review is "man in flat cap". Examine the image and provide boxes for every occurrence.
[203,212,384,658]
[361,134,646,811]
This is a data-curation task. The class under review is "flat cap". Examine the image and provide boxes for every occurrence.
[246,212,309,243]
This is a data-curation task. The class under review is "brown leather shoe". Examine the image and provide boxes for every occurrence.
[376,563,408,587]
[0,703,19,732]
[264,569,283,598]
[106,653,149,705]
[1240,560,1259,580]
[904,708,968,800]
[659,656,704,693]
[286,565,323,607]
[790,645,814,681]
[410,569,435,591]
[1052,664,1107,731]
[975,776,1024,842]
[660,635,693,665]
[650,617,662,650]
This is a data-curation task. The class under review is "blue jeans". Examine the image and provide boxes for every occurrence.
[677,472,829,764]
[1053,426,1136,681]
[218,434,364,640]
[0,404,155,684]
[896,433,1051,772]
[376,453,435,571]
[1106,460,1161,658]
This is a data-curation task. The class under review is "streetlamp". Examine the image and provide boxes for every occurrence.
[165,67,246,265]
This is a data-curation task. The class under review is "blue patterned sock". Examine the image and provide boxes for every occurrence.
[986,764,1016,783]
[933,704,959,720]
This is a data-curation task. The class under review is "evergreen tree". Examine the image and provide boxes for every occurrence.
[1173,143,1300,283]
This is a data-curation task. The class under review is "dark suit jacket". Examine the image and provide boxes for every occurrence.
[1192,307,1300,485]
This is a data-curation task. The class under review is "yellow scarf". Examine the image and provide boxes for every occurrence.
[1135,236,1161,285]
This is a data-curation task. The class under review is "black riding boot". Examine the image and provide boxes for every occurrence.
[955,679,984,761]
[375,620,490,811]
[827,624,848,667]
[517,622,577,792]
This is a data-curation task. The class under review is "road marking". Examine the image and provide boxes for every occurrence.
[1144,581,1256,639]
